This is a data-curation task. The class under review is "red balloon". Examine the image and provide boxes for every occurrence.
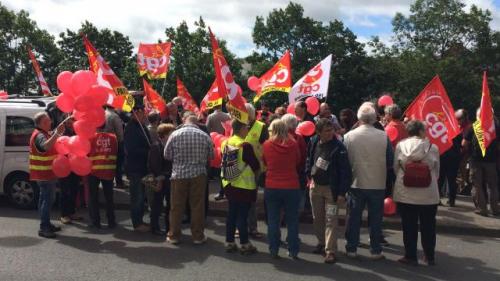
[56,93,75,113]
[0,90,8,100]
[89,107,106,127]
[73,120,97,139]
[384,197,397,216]
[287,103,295,115]
[55,136,71,155]
[305,97,320,115]
[52,155,71,178]
[214,134,224,148]
[57,71,73,94]
[88,85,110,106]
[71,70,97,97]
[210,147,222,168]
[210,132,219,141]
[69,154,92,176]
[74,93,96,112]
[378,95,394,107]
[68,135,91,157]
[247,76,261,91]
[296,121,316,136]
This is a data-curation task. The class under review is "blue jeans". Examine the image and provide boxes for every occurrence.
[128,174,146,228]
[226,200,251,244]
[346,188,385,254]
[265,188,301,256]
[38,180,56,231]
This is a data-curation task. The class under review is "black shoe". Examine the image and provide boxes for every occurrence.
[447,200,455,207]
[312,244,325,255]
[151,229,166,236]
[38,230,56,239]
[214,194,225,201]
[49,224,62,233]
[108,221,117,229]
[380,238,389,247]
[89,223,102,229]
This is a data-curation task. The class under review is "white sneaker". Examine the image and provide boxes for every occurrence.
[166,237,179,245]
[346,252,357,258]
[193,236,207,245]
[368,253,386,260]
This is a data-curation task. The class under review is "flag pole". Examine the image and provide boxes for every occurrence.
[160,76,167,99]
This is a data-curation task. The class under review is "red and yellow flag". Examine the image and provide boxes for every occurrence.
[200,80,223,113]
[142,79,167,118]
[83,35,134,112]
[27,47,52,96]
[137,42,172,79]
[254,50,291,102]
[209,27,248,123]
[176,77,200,114]
[473,71,496,156]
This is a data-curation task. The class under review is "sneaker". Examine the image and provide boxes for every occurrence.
[240,243,257,255]
[324,253,337,264]
[166,237,180,245]
[214,194,225,201]
[49,224,62,232]
[312,244,326,255]
[288,252,300,260]
[346,251,357,258]
[380,237,390,247]
[134,224,151,233]
[422,256,436,266]
[398,257,418,266]
[38,230,56,239]
[225,243,238,253]
[60,216,72,225]
[270,253,280,259]
[368,253,386,260]
[151,229,166,236]
[193,236,207,245]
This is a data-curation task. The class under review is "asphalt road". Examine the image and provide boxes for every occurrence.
[0,206,499,281]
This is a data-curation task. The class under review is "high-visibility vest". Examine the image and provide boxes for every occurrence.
[245,120,265,171]
[29,129,58,181]
[89,132,117,180]
[221,135,256,190]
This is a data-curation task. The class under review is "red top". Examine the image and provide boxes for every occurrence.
[289,131,307,171]
[385,120,409,148]
[263,138,300,189]
[89,132,118,180]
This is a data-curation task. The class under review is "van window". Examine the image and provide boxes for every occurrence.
[6,116,35,146]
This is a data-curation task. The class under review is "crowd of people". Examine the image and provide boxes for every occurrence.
[28,94,499,266]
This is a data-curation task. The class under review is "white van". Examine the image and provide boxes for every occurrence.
[0,97,57,209]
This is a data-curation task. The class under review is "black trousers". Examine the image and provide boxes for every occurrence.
[59,173,81,217]
[151,179,171,232]
[88,175,115,225]
[115,141,125,185]
[398,203,437,261]
[438,156,460,203]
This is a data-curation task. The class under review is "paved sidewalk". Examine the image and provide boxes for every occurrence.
[109,180,500,237]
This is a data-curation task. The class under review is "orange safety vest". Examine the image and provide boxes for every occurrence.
[89,132,117,180]
[29,129,58,181]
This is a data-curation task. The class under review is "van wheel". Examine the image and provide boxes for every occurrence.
[6,174,38,209]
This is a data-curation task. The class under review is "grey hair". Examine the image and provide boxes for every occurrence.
[34,112,49,126]
[384,104,402,120]
[357,102,377,124]
[406,120,426,137]
[281,113,299,130]
[245,103,256,120]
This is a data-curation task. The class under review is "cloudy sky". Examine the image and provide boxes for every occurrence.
[4,0,500,57]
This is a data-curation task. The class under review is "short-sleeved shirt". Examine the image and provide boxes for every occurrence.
[465,126,498,162]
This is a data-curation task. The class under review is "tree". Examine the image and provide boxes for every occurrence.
[0,3,61,95]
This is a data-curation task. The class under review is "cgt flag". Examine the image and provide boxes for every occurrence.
[405,75,460,154]
[209,27,248,123]
[473,71,496,157]
[200,80,223,113]
[137,42,172,79]
[142,79,167,118]
[83,35,134,112]
[27,47,52,96]
[253,50,291,102]
[176,77,200,114]
[289,54,332,103]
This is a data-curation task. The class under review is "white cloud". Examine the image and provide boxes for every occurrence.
[3,0,499,57]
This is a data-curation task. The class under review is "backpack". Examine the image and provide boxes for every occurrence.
[221,144,245,181]
[400,143,432,188]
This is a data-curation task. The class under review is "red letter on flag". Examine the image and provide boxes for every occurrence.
[176,77,200,114]
[253,50,292,102]
[405,75,460,154]
[137,42,172,79]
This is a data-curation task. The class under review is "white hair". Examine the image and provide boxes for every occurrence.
[357,102,377,125]
[281,113,299,130]
[245,103,256,121]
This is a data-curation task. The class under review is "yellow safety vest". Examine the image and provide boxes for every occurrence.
[245,121,265,171]
[221,135,256,190]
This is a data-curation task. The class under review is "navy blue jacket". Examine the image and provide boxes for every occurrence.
[124,119,151,176]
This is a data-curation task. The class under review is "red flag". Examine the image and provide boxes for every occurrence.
[405,75,460,154]
[83,35,134,112]
[254,50,291,102]
[27,47,52,96]
[209,27,248,123]
[473,71,496,156]
[142,79,167,118]
[200,80,223,113]
[137,42,172,79]
[176,77,200,114]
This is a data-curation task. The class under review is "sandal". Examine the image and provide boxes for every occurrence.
[324,253,337,264]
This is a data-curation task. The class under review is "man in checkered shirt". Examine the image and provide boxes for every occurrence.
[164,115,214,244]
